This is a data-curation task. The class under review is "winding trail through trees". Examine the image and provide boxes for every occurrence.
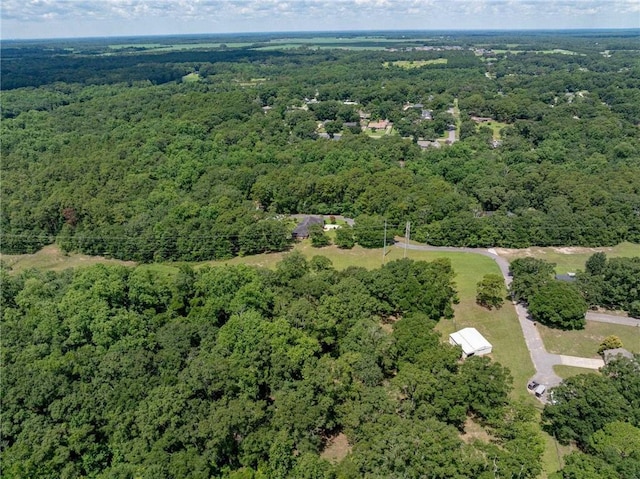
[395,243,622,398]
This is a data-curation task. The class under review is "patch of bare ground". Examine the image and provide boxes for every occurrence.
[460,417,493,444]
[379,315,400,334]
[494,244,625,259]
[320,433,351,464]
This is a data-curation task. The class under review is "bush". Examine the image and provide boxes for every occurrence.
[528,281,587,330]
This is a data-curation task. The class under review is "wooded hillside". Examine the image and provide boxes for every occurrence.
[1,256,545,478]
[2,32,639,260]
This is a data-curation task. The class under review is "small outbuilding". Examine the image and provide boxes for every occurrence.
[449,327,493,358]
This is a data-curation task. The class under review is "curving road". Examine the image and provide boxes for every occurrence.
[395,242,612,398]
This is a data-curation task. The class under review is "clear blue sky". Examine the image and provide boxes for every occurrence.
[1,0,639,40]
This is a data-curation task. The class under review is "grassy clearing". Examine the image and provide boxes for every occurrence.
[553,365,600,379]
[182,72,201,83]
[495,242,640,274]
[267,36,433,45]
[0,245,135,273]
[108,42,254,52]
[482,120,509,140]
[384,59,448,68]
[538,321,640,358]
[541,433,574,476]
[255,44,388,51]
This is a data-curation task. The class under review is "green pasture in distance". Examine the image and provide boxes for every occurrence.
[182,72,201,82]
[384,59,448,68]
[492,48,581,55]
[107,42,254,51]
[267,36,433,44]
[255,44,389,51]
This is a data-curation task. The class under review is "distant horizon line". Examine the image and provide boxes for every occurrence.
[3,27,639,43]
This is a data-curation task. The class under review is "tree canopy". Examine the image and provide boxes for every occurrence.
[1,256,546,478]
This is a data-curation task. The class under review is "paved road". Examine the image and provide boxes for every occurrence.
[586,312,639,327]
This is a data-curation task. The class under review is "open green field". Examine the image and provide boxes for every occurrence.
[255,44,389,51]
[481,120,509,140]
[492,49,581,55]
[553,365,600,379]
[496,242,640,274]
[384,59,448,68]
[539,321,640,358]
[0,244,135,272]
[267,36,433,45]
[182,72,201,82]
[107,42,254,51]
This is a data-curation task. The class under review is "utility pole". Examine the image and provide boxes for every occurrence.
[382,219,387,263]
[404,221,410,258]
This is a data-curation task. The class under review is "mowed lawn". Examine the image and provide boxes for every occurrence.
[384,59,448,68]
[0,244,135,272]
[496,242,640,274]
[553,365,600,379]
[539,321,640,359]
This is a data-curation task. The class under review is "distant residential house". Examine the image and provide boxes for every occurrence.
[421,109,433,120]
[417,140,441,149]
[368,119,390,130]
[292,216,324,239]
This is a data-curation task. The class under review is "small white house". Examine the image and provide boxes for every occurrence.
[449,327,493,358]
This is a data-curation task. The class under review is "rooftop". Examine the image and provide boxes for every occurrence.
[449,328,492,356]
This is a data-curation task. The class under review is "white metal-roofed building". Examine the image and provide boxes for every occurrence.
[449,327,493,358]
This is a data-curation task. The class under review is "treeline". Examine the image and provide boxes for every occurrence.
[544,357,640,479]
[1,256,545,478]
[2,35,639,260]
[508,253,640,328]
[578,253,640,317]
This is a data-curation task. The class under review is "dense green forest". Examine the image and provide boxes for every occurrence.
[1,256,546,478]
[2,31,640,260]
[509,253,640,320]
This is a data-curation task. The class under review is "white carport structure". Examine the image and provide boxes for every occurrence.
[449,327,493,358]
